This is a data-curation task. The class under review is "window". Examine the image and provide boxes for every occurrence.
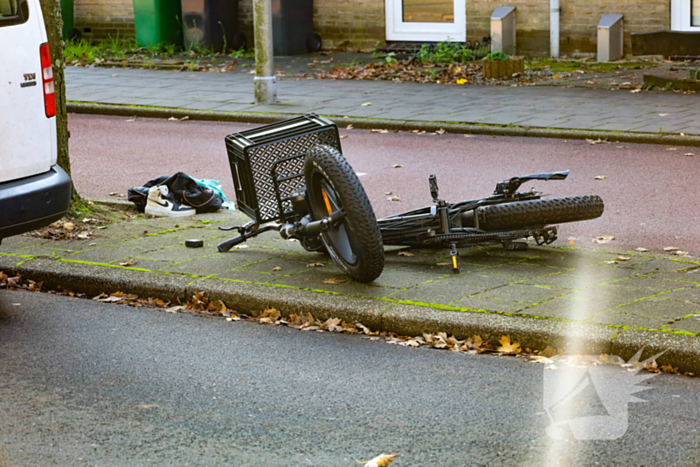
[402,0,454,23]
[693,0,700,26]
[0,0,28,27]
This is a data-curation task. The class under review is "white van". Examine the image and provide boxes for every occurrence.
[0,0,71,243]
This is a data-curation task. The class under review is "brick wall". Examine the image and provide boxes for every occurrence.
[468,0,670,56]
[74,0,135,40]
[239,0,384,51]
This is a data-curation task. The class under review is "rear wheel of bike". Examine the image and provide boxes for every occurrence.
[305,144,384,283]
[477,195,604,231]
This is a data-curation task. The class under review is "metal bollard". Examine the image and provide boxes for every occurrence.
[491,6,516,55]
[597,14,624,62]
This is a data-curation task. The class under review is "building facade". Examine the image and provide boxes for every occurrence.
[75,0,699,56]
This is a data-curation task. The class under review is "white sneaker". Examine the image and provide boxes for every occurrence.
[144,185,196,218]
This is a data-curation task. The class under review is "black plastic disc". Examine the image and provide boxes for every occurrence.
[185,239,204,248]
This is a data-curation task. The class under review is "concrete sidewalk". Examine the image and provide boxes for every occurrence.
[66,67,700,136]
[2,207,700,371]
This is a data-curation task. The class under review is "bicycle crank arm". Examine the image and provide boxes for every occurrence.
[281,211,345,239]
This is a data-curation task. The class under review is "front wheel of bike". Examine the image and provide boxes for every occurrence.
[305,144,384,283]
[477,195,604,231]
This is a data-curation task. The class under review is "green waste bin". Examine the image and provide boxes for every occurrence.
[132,0,183,47]
[60,0,74,40]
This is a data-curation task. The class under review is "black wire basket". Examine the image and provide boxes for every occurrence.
[224,114,341,224]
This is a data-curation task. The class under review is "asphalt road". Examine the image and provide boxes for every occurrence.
[68,114,700,254]
[1,289,700,466]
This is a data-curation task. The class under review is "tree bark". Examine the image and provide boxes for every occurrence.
[39,0,77,199]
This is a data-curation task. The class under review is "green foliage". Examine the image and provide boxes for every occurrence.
[487,51,510,61]
[229,48,254,59]
[385,52,398,65]
[414,41,477,64]
[371,40,382,56]
[691,68,700,81]
[64,38,96,63]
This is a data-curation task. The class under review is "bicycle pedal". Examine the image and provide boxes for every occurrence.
[449,244,461,274]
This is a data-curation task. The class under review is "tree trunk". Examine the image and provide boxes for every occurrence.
[39,0,78,200]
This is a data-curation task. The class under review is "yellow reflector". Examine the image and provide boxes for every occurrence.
[321,188,333,214]
[452,256,458,269]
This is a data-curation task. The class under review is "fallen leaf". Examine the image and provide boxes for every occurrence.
[386,195,400,202]
[464,134,474,138]
[391,164,403,168]
[339,135,348,139]
[346,124,354,129]
[111,74,120,77]
[322,277,347,284]
[361,102,372,106]
[180,116,189,121]
[456,78,468,84]
[616,256,631,261]
[673,251,689,256]
[125,118,135,122]
[541,345,557,358]
[658,113,668,117]
[306,262,325,268]
[553,74,560,79]
[617,145,626,148]
[530,356,553,363]
[635,247,650,252]
[630,89,641,93]
[397,251,414,257]
[664,246,679,251]
[371,129,388,134]
[605,260,618,265]
[118,259,137,266]
[434,128,445,135]
[666,148,678,151]
[436,262,450,266]
[593,235,615,244]
[661,364,678,374]
[139,404,159,409]
[272,267,282,271]
[167,117,178,121]
[496,335,521,354]
[594,175,608,180]
[357,453,398,466]
[684,153,694,157]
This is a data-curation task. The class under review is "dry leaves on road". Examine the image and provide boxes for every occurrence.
[361,102,372,106]
[586,138,608,145]
[593,235,615,244]
[635,247,650,252]
[496,335,522,355]
[391,164,403,168]
[387,195,401,202]
[357,454,398,466]
[397,251,414,257]
[664,246,680,251]
[322,277,346,285]
[594,175,608,180]
[685,153,695,157]
[371,129,388,134]
[118,259,138,267]
[306,262,325,268]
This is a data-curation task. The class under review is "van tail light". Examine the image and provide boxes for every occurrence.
[39,42,55,118]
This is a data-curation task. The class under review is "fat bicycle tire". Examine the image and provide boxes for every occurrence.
[477,195,604,231]
[304,144,384,283]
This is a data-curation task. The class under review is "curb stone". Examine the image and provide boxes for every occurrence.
[4,256,700,374]
[67,102,700,148]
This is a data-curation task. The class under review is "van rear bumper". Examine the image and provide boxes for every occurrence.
[0,165,72,240]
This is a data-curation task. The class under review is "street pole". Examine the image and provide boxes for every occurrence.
[253,0,276,104]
